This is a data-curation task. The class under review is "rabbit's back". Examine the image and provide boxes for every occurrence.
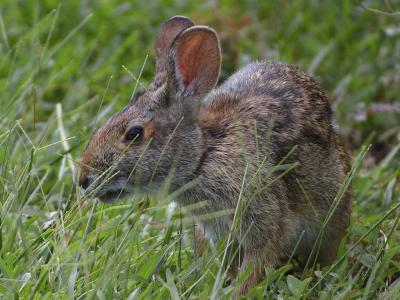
[202,62,333,144]
[200,61,346,172]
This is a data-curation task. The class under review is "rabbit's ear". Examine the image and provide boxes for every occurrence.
[155,16,194,72]
[171,26,221,98]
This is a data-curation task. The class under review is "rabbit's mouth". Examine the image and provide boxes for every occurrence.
[84,175,135,202]
[85,177,157,202]
[97,188,131,202]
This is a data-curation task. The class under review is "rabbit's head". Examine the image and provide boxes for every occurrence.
[77,16,221,201]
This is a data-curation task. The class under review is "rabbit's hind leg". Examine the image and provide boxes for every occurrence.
[237,248,279,295]
[193,225,208,257]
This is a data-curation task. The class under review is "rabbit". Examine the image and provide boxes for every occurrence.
[77,16,352,295]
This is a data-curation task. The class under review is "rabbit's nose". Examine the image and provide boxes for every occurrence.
[78,174,90,190]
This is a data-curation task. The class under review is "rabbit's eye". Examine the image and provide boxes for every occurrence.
[124,126,144,142]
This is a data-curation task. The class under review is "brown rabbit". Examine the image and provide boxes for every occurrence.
[77,16,351,294]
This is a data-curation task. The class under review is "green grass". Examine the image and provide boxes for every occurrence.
[1,0,400,299]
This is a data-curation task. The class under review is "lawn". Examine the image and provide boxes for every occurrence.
[0,0,399,299]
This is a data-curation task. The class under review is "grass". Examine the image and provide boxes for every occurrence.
[1,0,400,299]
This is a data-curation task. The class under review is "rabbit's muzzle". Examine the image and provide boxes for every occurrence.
[76,158,128,202]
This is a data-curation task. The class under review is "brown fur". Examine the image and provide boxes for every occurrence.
[77,16,352,295]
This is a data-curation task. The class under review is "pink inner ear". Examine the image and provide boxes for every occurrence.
[176,34,208,88]
[180,63,194,86]
[174,27,220,96]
